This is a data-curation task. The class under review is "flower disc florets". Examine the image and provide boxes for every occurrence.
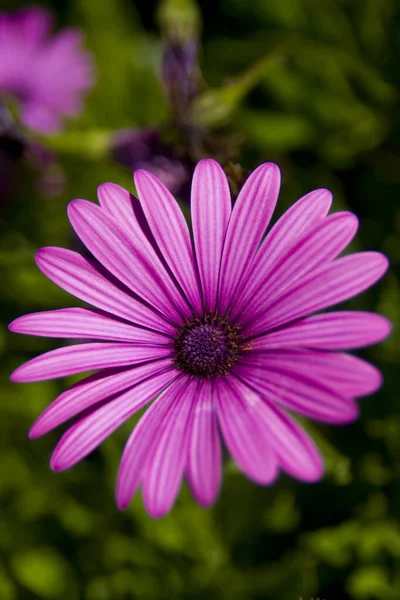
[174,313,244,378]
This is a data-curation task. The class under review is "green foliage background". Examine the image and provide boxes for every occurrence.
[0,0,399,598]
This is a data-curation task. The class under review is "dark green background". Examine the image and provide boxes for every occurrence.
[1,0,399,598]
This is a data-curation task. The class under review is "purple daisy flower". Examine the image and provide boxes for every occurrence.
[0,6,94,134]
[9,160,390,517]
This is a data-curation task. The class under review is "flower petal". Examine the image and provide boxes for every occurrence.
[264,350,382,397]
[116,378,184,510]
[215,376,278,484]
[252,311,392,350]
[18,6,54,42]
[9,307,170,344]
[50,368,179,471]
[244,252,388,337]
[218,163,281,313]
[29,358,174,438]
[231,188,332,316]
[134,169,202,314]
[186,379,222,507]
[11,342,170,382]
[236,211,358,319]
[35,247,175,335]
[21,102,61,134]
[238,386,324,482]
[235,355,359,423]
[97,182,161,256]
[191,159,231,312]
[97,183,137,233]
[68,199,190,322]
[142,378,196,518]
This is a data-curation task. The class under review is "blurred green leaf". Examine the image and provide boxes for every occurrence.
[238,109,314,150]
[193,52,284,127]
[11,548,72,598]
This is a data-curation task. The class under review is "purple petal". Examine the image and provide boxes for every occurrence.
[116,378,185,510]
[18,6,54,42]
[29,358,174,438]
[35,247,175,335]
[231,188,332,317]
[186,379,222,507]
[97,183,137,234]
[255,400,324,482]
[50,368,179,471]
[11,342,170,382]
[263,350,382,397]
[9,308,170,344]
[218,163,281,313]
[244,252,389,337]
[134,170,202,314]
[234,378,324,482]
[191,159,231,312]
[235,355,359,423]
[21,102,61,135]
[236,211,358,319]
[98,182,162,257]
[215,377,278,484]
[68,199,190,322]
[142,378,196,518]
[252,311,392,350]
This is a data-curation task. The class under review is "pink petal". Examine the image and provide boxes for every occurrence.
[265,350,382,397]
[218,163,281,313]
[35,247,175,335]
[191,159,231,312]
[237,211,358,319]
[231,188,332,318]
[252,311,392,350]
[50,368,179,471]
[11,342,170,382]
[186,379,222,507]
[116,378,185,510]
[19,6,54,44]
[67,199,190,323]
[237,385,324,482]
[215,376,278,484]
[97,183,162,258]
[9,308,170,344]
[244,252,388,337]
[29,358,174,438]
[142,378,196,518]
[21,102,61,134]
[134,170,202,314]
[97,183,137,234]
[235,356,359,423]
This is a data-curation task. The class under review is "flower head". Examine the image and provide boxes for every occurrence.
[9,159,390,517]
[0,6,94,134]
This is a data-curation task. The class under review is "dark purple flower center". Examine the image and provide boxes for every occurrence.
[174,314,243,378]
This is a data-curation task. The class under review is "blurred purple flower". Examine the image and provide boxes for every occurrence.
[162,41,200,115]
[111,127,190,197]
[0,5,94,134]
[111,37,209,201]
